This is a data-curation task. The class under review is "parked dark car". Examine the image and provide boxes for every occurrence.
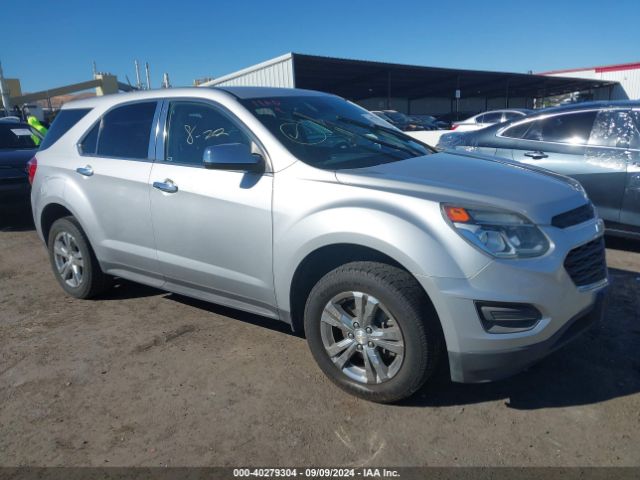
[438,101,640,238]
[409,115,449,130]
[0,122,41,203]
[372,110,426,131]
[433,111,479,130]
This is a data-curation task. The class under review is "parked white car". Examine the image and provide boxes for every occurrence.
[452,109,532,132]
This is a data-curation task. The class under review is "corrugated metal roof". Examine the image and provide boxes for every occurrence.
[199,53,294,88]
[198,52,620,101]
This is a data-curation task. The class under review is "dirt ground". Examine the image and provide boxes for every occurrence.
[1,202,639,467]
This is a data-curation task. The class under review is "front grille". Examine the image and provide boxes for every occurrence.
[564,237,607,287]
[552,203,595,228]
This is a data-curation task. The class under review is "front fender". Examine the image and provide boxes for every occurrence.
[273,204,490,316]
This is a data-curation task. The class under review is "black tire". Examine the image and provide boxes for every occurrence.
[304,261,443,403]
[47,216,110,299]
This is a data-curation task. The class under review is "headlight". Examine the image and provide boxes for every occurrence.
[442,205,550,258]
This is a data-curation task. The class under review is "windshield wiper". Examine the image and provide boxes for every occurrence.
[336,116,437,154]
[291,112,421,158]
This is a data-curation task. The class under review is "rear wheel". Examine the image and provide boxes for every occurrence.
[304,261,443,403]
[47,216,110,299]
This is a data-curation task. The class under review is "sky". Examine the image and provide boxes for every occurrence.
[4,0,640,93]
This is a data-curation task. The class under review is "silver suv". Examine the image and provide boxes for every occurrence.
[30,87,608,403]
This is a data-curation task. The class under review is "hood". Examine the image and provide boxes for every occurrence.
[335,151,589,225]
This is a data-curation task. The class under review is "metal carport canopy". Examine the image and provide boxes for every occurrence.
[290,53,617,100]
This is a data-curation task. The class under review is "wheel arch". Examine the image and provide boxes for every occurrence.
[287,242,439,335]
[40,203,75,245]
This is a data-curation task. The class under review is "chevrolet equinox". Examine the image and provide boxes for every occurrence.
[30,87,608,402]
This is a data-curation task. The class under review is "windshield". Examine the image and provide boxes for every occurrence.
[0,124,41,149]
[240,95,433,170]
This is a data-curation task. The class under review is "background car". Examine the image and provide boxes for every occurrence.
[438,101,640,238]
[0,121,41,204]
[410,114,449,130]
[372,110,426,131]
[0,116,22,124]
[451,108,533,131]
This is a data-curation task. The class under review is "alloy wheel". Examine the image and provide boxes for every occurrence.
[52,231,84,288]
[320,291,405,384]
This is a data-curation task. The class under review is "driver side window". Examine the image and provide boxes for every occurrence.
[164,101,251,166]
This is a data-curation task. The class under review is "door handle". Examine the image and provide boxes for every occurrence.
[153,179,178,193]
[76,166,94,176]
[524,151,548,160]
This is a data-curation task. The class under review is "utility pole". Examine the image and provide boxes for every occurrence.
[162,72,171,89]
[134,60,142,89]
[145,62,151,90]
[0,62,12,116]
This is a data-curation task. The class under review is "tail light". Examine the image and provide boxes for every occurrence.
[27,156,37,185]
[450,124,459,131]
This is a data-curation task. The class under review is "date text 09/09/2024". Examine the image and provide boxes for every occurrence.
[232,468,400,478]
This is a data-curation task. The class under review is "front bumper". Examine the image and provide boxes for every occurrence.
[416,217,608,383]
[448,290,606,382]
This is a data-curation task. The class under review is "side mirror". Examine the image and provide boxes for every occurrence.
[202,143,263,172]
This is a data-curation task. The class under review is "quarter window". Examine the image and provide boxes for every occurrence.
[79,123,99,155]
[39,108,91,151]
[630,111,640,149]
[164,101,251,166]
[589,110,637,149]
[96,102,157,159]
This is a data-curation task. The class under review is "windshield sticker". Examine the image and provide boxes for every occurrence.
[280,121,327,145]
[11,128,33,137]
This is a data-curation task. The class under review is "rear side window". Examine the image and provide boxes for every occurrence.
[503,111,597,144]
[501,121,531,139]
[0,124,40,149]
[503,111,525,122]
[39,108,91,150]
[96,102,157,159]
[525,111,597,144]
[479,112,503,124]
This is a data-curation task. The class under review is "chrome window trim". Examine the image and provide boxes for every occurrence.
[154,97,273,172]
[495,107,640,151]
[76,99,161,163]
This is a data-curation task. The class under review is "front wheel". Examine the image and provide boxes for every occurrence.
[304,261,443,403]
